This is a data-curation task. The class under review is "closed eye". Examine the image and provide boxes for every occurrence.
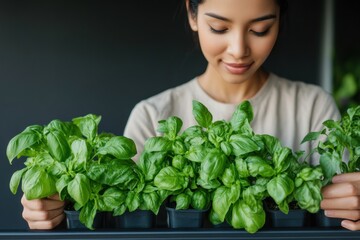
[210,27,228,34]
[251,29,270,37]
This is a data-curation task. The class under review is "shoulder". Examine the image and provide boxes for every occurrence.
[271,74,328,96]
[270,73,340,122]
[270,74,337,109]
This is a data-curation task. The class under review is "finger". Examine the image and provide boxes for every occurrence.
[333,173,360,183]
[27,213,65,230]
[325,210,360,221]
[21,194,65,211]
[322,182,360,198]
[321,196,360,210]
[341,219,360,231]
[47,193,60,201]
[22,206,64,222]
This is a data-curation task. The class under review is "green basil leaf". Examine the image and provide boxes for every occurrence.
[158,189,172,203]
[230,100,253,131]
[142,192,161,214]
[68,173,91,206]
[200,149,227,181]
[45,120,74,137]
[235,157,250,178]
[175,193,191,210]
[139,151,168,181]
[97,136,137,159]
[230,134,260,156]
[87,159,139,187]
[126,191,141,212]
[209,209,223,225]
[114,204,127,216]
[172,155,187,170]
[185,145,208,163]
[242,185,267,206]
[157,116,183,138]
[70,138,89,171]
[220,141,232,156]
[294,180,322,213]
[144,137,172,152]
[49,161,67,179]
[267,174,294,206]
[231,199,265,233]
[246,156,275,178]
[98,187,127,212]
[154,166,188,191]
[192,100,213,128]
[22,166,57,200]
[323,119,342,130]
[301,131,323,144]
[46,130,71,162]
[220,163,237,187]
[72,114,101,141]
[320,151,341,185]
[197,177,221,190]
[273,147,291,174]
[56,174,72,201]
[172,140,186,155]
[348,106,360,120]
[191,189,210,210]
[9,168,27,195]
[296,166,323,182]
[213,186,240,222]
[6,125,43,163]
[79,200,97,230]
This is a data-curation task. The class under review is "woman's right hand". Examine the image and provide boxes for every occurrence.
[21,193,66,229]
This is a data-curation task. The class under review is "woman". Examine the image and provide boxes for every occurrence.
[21,0,360,230]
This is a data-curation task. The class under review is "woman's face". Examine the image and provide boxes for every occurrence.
[188,0,280,84]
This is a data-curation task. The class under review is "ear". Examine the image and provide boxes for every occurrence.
[185,0,198,31]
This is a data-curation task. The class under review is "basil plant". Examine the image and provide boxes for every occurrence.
[302,105,360,185]
[6,114,156,229]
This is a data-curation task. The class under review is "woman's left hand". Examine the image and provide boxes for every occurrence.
[321,172,360,231]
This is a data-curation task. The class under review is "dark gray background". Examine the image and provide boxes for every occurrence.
[0,0,358,229]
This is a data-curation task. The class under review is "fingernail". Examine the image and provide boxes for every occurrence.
[341,220,348,228]
[324,210,329,217]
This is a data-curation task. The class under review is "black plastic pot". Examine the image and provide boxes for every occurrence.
[166,206,209,228]
[114,210,155,228]
[266,208,307,227]
[315,210,342,227]
[64,210,104,229]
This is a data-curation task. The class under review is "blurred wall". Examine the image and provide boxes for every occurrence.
[0,0,329,229]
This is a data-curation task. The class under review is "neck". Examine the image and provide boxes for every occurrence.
[197,67,268,104]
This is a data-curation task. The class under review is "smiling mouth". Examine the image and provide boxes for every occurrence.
[223,62,253,74]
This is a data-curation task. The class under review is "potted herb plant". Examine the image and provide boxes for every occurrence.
[302,105,360,227]
[6,114,142,229]
[140,112,211,228]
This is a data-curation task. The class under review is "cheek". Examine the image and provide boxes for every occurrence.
[198,30,226,61]
[251,33,279,59]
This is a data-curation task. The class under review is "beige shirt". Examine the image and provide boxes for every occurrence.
[124,73,340,164]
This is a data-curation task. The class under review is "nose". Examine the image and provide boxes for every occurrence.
[226,31,250,59]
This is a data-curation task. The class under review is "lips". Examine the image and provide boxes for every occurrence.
[223,61,253,74]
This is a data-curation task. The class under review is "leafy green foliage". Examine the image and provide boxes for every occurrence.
[302,105,360,184]
[143,100,325,233]
[6,114,148,229]
[8,99,347,233]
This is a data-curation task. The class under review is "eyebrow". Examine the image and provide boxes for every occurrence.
[204,13,277,23]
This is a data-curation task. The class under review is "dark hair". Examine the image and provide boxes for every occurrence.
[188,0,288,31]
